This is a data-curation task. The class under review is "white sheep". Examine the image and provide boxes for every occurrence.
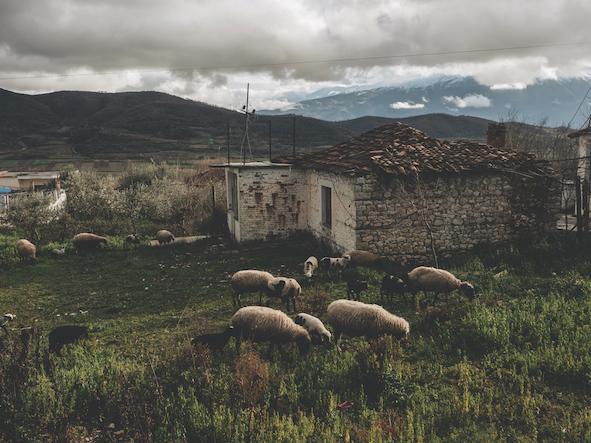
[343,250,380,267]
[267,277,301,311]
[406,266,475,302]
[16,239,36,262]
[230,270,274,307]
[319,255,351,278]
[51,246,66,257]
[232,306,311,357]
[72,233,108,252]
[327,299,410,353]
[156,230,174,245]
[303,256,318,283]
[295,313,331,342]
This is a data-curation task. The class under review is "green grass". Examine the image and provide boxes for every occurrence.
[2,232,591,441]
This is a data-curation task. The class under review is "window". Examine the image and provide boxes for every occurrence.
[321,185,332,228]
[229,172,238,220]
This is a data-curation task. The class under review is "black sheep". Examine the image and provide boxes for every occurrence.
[380,275,408,303]
[347,278,368,301]
[191,326,235,353]
[49,325,89,355]
[0,314,15,334]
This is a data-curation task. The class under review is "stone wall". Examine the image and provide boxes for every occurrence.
[354,172,559,264]
[232,165,309,243]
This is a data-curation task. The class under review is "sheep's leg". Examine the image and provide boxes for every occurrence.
[333,330,343,354]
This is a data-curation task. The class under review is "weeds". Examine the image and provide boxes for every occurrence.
[2,230,591,440]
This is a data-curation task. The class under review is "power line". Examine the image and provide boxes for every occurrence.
[1,41,590,81]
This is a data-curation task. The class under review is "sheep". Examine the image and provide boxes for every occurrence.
[327,299,410,354]
[230,270,274,307]
[48,325,89,355]
[125,234,140,249]
[303,256,318,283]
[0,314,15,334]
[156,230,175,245]
[295,313,331,342]
[16,239,36,262]
[319,255,351,278]
[344,250,380,267]
[191,326,235,353]
[406,266,475,302]
[72,233,108,252]
[232,306,311,357]
[347,278,368,301]
[380,275,408,303]
[50,246,66,257]
[267,277,301,311]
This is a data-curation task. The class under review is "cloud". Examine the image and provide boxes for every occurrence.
[390,101,425,109]
[0,0,591,109]
[442,94,492,108]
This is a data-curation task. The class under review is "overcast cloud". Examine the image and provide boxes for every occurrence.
[1,0,590,111]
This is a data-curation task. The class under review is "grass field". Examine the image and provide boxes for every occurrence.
[1,231,591,441]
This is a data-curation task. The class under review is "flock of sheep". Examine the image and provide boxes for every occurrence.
[14,230,176,262]
[8,233,475,358]
[193,249,476,356]
[8,230,176,353]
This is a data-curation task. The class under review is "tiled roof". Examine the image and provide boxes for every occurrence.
[274,123,552,177]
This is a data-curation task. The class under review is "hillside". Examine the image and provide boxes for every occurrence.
[0,88,493,172]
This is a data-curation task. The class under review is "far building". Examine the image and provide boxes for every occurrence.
[213,123,559,264]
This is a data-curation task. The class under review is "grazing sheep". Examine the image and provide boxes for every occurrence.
[72,233,108,252]
[406,266,475,302]
[232,306,311,357]
[125,234,140,248]
[344,250,380,267]
[295,313,331,342]
[156,230,175,245]
[267,277,301,311]
[327,299,410,353]
[380,275,408,303]
[48,325,89,355]
[191,326,235,353]
[347,278,368,301]
[50,246,66,257]
[230,270,274,307]
[303,256,318,283]
[0,314,15,334]
[319,255,351,278]
[16,239,36,262]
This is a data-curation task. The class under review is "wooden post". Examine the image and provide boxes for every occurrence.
[227,121,230,164]
[293,116,296,158]
[576,176,583,242]
[269,120,272,162]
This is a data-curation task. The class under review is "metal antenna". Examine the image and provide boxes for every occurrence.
[240,83,256,164]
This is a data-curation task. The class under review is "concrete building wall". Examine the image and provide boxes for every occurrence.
[226,165,308,243]
[306,170,357,253]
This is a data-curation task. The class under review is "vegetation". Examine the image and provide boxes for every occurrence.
[1,163,591,441]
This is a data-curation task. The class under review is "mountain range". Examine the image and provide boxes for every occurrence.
[259,75,591,128]
[0,87,496,171]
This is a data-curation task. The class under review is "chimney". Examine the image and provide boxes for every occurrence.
[487,123,506,148]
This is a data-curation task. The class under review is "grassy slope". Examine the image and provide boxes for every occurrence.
[1,233,591,441]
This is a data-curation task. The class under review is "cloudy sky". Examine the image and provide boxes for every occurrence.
[1,0,590,112]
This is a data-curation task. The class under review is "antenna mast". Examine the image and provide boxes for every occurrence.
[240,83,256,164]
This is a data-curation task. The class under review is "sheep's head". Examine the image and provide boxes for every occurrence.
[461,282,475,300]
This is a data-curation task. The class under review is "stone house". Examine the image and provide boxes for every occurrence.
[214,123,559,264]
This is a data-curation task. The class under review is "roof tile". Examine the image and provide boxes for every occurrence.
[274,122,552,177]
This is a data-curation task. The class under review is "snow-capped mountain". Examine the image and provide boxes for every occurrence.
[259,76,591,127]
